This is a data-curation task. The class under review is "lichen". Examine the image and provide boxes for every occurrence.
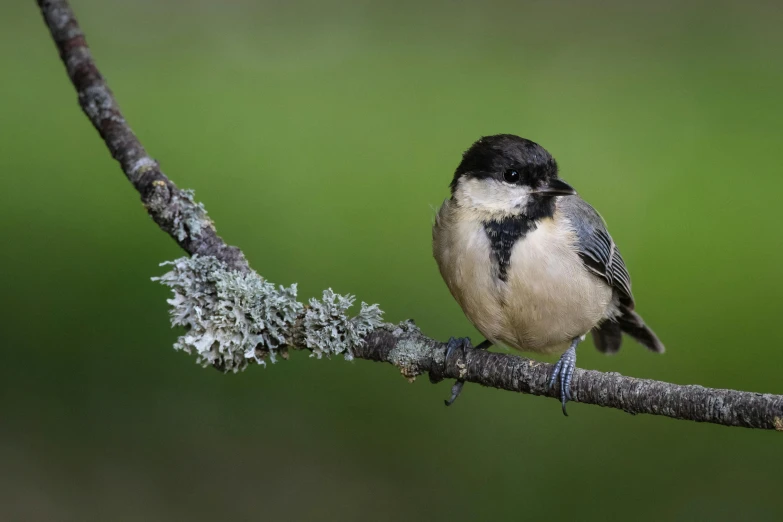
[387,338,428,379]
[130,157,157,177]
[303,289,383,361]
[80,84,115,121]
[153,255,384,371]
[152,255,301,371]
[171,189,209,241]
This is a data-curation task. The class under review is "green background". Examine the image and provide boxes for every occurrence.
[2,0,782,520]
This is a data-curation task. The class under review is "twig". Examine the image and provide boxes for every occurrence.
[359,325,783,430]
[37,0,783,431]
[37,0,248,272]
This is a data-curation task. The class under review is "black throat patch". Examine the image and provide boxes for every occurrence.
[483,215,537,282]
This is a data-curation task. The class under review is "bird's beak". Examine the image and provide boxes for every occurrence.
[532,179,577,196]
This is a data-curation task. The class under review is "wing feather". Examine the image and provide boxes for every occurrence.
[558,196,635,308]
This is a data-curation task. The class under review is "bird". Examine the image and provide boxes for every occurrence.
[432,134,663,414]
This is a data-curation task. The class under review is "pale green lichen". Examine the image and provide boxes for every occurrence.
[152,255,299,371]
[304,289,383,361]
[153,255,384,371]
[171,189,208,241]
[387,338,429,379]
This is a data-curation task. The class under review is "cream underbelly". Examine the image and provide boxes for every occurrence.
[501,219,612,352]
[433,204,613,355]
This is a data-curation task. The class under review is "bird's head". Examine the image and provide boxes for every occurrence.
[450,134,576,220]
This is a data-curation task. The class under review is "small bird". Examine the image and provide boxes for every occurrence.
[433,134,663,414]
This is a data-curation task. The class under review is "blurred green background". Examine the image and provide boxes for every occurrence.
[2,0,783,520]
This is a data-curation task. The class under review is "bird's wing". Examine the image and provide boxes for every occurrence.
[558,196,634,308]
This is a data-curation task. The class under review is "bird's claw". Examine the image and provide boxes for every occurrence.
[442,338,493,406]
[444,380,465,406]
[445,336,471,364]
[548,342,578,416]
[443,336,472,406]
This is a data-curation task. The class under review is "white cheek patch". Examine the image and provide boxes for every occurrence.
[456,178,531,216]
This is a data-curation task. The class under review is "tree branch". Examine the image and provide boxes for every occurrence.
[37,0,783,431]
[37,0,248,272]
[360,325,783,430]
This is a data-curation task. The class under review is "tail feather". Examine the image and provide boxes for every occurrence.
[592,307,664,354]
[617,307,665,353]
[592,320,623,354]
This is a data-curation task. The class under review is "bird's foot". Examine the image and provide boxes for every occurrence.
[443,337,491,407]
[445,336,472,364]
[548,338,580,416]
[443,336,472,406]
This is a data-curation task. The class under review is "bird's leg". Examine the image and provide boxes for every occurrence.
[548,335,584,416]
[444,338,492,406]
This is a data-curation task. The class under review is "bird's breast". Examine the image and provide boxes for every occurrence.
[433,202,612,354]
[503,217,612,352]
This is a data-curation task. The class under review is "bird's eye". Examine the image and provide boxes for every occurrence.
[503,170,520,184]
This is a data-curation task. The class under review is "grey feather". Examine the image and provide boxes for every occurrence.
[617,308,665,353]
[558,196,634,308]
[559,195,664,353]
[592,320,623,354]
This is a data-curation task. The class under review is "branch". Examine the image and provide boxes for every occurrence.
[360,326,783,431]
[37,0,783,431]
[37,0,248,272]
